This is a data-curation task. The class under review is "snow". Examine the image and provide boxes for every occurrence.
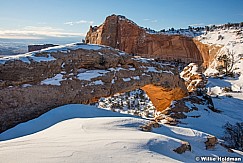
[197,28,243,78]
[119,52,126,55]
[41,74,64,86]
[108,67,125,71]
[204,67,218,76]
[132,76,140,80]
[92,80,104,85]
[77,69,109,81]
[202,30,243,99]
[122,77,131,82]
[111,79,115,84]
[162,70,174,75]
[129,67,135,71]
[146,67,159,73]
[0,53,55,64]
[0,104,241,163]
[177,93,243,139]
[22,84,32,88]
[132,56,154,63]
[39,43,103,53]
[30,54,56,63]
[146,28,204,38]
[0,43,103,64]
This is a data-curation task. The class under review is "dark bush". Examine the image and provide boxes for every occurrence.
[222,122,243,151]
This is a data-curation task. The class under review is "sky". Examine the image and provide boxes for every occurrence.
[0,0,243,42]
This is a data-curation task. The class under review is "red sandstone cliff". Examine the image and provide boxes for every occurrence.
[86,15,204,65]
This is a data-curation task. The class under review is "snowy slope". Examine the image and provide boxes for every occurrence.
[196,27,243,114]
[0,104,242,163]
[197,28,243,77]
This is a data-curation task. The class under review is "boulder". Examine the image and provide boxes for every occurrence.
[173,141,191,154]
[205,136,218,150]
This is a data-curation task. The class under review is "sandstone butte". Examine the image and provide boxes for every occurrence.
[0,43,187,132]
[85,14,221,68]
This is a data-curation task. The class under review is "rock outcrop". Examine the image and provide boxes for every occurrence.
[193,40,222,68]
[0,43,187,132]
[205,136,218,150]
[86,14,204,65]
[180,63,207,92]
[173,141,191,154]
[28,44,58,52]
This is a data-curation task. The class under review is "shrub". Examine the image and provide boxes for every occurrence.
[217,49,235,76]
[223,87,232,92]
[225,94,233,98]
[222,122,243,151]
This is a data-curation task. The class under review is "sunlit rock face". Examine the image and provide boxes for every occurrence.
[86,14,204,65]
[0,43,187,132]
[193,40,222,68]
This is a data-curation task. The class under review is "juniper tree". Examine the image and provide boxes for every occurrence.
[217,49,235,76]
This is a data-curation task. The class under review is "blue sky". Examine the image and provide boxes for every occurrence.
[0,0,243,40]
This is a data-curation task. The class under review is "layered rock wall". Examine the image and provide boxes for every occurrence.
[86,15,204,65]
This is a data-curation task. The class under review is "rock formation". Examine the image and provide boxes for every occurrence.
[180,63,207,92]
[153,62,221,125]
[28,44,58,52]
[193,40,222,68]
[0,43,187,132]
[173,141,191,154]
[205,136,218,150]
[86,14,204,65]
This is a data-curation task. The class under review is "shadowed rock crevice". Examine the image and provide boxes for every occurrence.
[0,44,187,133]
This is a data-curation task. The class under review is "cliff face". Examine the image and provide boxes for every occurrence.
[86,15,204,65]
[0,43,187,132]
[193,40,221,68]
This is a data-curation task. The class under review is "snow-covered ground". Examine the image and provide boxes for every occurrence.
[185,27,243,140]
[146,28,204,38]
[0,104,242,163]
[197,28,243,77]
[197,27,243,122]
[0,43,104,64]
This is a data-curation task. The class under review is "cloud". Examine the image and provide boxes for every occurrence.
[151,20,158,23]
[0,26,83,39]
[189,23,204,27]
[143,18,150,21]
[64,20,94,26]
[64,22,74,26]
[143,19,158,23]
